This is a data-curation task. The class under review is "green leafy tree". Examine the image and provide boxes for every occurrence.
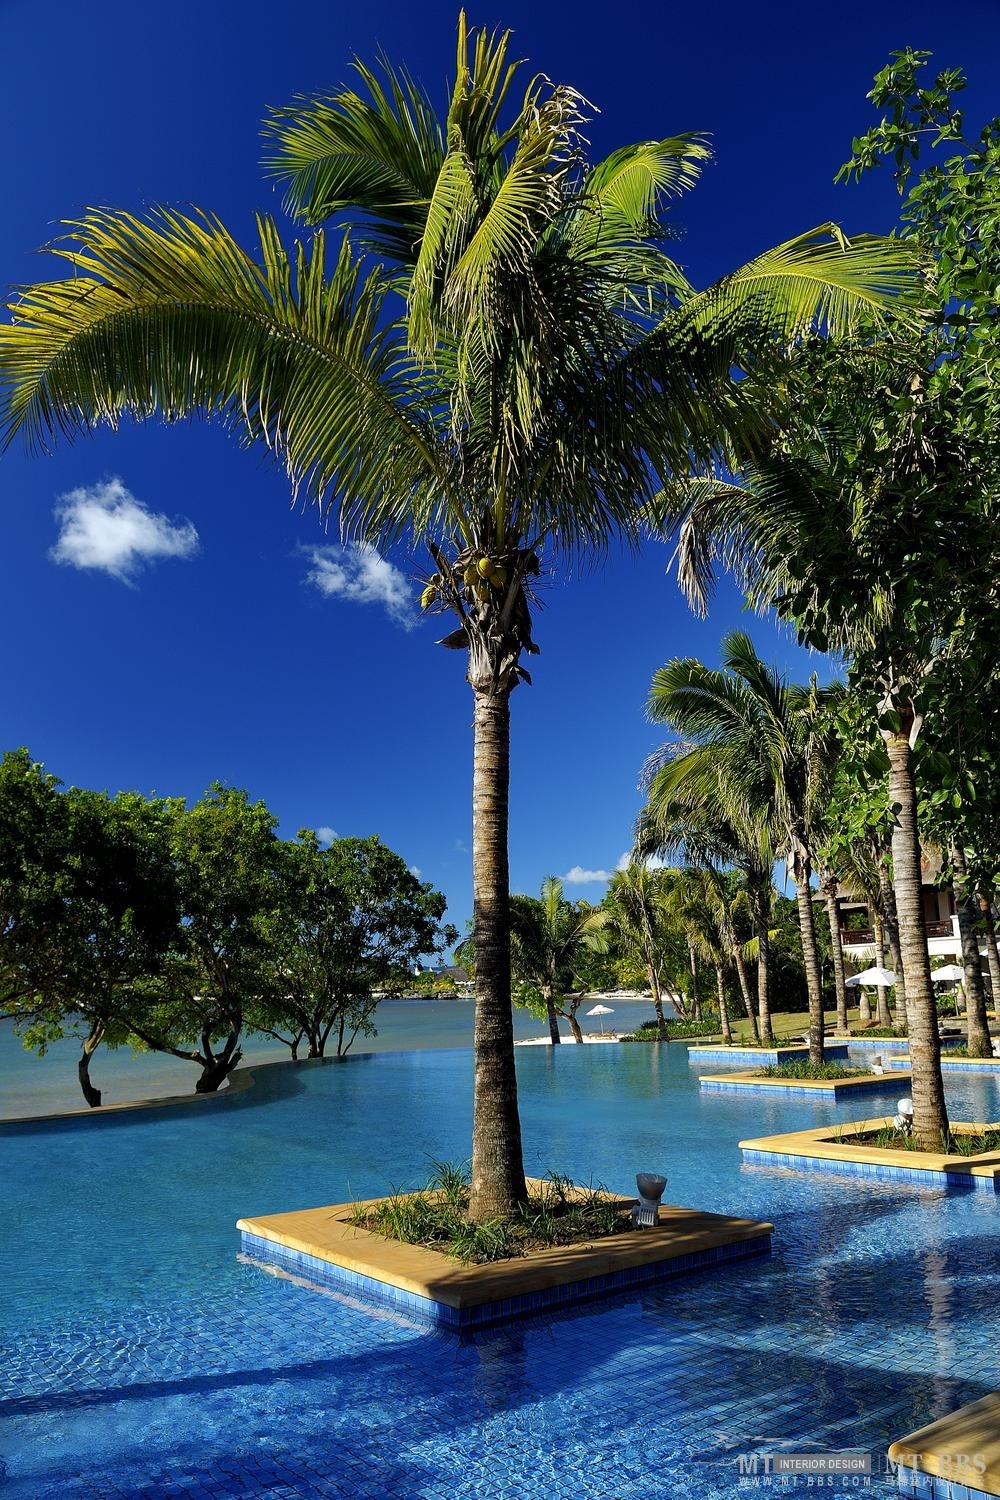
[0,19,916,1214]
[254,833,455,1057]
[0,755,180,1108]
[127,786,281,1093]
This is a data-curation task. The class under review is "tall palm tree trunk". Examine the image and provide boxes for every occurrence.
[878,861,907,1030]
[977,893,1000,1015]
[687,941,701,1020]
[469,685,527,1221]
[822,875,849,1034]
[873,917,894,1028]
[951,844,991,1057]
[541,984,562,1044]
[793,855,826,1064]
[715,966,733,1041]
[752,888,775,1045]
[648,965,669,1040]
[731,942,761,1044]
[885,727,948,1149]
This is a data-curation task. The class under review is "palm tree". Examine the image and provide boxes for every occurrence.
[663,391,956,1145]
[509,877,602,1043]
[600,864,677,1039]
[638,787,767,1043]
[647,634,840,1064]
[0,19,916,1216]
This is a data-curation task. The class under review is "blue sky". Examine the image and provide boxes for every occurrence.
[1,0,997,941]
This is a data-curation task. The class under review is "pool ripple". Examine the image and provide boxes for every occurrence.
[2,1045,999,1498]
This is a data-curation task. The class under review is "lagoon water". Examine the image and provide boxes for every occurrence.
[0,997,665,1117]
[3,1040,999,1499]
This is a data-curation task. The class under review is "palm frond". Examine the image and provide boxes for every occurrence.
[669,225,924,348]
[0,208,451,541]
[262,56,445,256]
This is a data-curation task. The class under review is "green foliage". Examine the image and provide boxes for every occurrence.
[620,1016,720,1041]
[759,1059,866,1079]
[350,1161,631,1263]
[852,1125,1000,1155]
[253,833,454,1057]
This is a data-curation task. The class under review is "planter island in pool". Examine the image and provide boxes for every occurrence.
[890,1390,1000,1499]
[687,1042,851,1066]
[237,1184,774,1331]
[740,1119,1000,1190]
[700,1068,912,1099]
[830,1032,966,1051]
[887,1053,1000,1074]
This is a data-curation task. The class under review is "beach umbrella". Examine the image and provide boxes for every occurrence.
[845,966,897,987]
[930,963,964,983]
[587,1003,614,1035]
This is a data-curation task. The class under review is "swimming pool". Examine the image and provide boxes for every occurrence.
[3,1044,998,1498]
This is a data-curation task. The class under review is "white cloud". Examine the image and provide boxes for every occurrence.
[616,850,667,872]
[304,544,415,630]
[316,827,337,846]
[409,865,423,878]
[51,478,199,584]
[563,865,615,885]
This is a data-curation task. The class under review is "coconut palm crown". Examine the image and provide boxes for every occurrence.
[0,16,917,1216]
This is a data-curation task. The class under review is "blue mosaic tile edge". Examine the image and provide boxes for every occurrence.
[701,1075,903,1097]
[688,1043,851,1065]
[896,1461,1000,1499]
[843,1035,965,1051]
[741,1147,999,1192]
[239,1226,772,1330]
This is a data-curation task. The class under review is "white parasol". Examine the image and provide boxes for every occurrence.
[586,1003,615,1034]
[845,966,897,987]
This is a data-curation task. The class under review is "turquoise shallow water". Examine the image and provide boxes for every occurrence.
[2,1043,999,1499]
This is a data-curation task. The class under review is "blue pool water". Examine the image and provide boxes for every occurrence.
[2,1043,998,1499]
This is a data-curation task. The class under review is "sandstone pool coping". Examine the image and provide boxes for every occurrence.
[237,1181,774,1329]
[740,1118,1000,1188]
[890,1390,1000,1497]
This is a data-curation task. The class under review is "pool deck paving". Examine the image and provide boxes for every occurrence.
[237,1182,774,1330]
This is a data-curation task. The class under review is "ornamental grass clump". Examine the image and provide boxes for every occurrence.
[850,1126,1000,1154]
[759,1060,867,1080]
[350,1162,632,1263]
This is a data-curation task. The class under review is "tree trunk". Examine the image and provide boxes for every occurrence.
[541,985,561,1045]
[77,1019,105,1108]
[468,684,527,1221]
[878,860,907,1030]
[194,1026,242,1093]
[688,941,701,1021]
[822,876,849,1034]
[753,889,775,1045]
[561,999,584,1044]
[794,855,826,1065]
[731,939,760,1044]
[885,727,948,1149]
[978,893,1000,1014]
[715,966,732,1042]
[951,844,991,1057]
[873,917,894,1029]
[648,965,668,1040]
